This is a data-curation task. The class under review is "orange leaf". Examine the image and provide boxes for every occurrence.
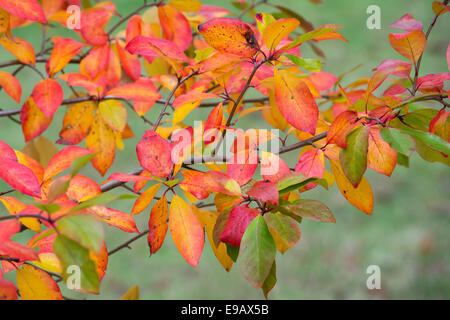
[131,183,161,216]
[169,195,204,266]
[81,8,113,46]
[294,148,325,190]
[46,37,85,77]
[115,40,141,81]
[326,110,360,148]
[57,98,94,145]
[0,37,35,65]
[148,195,169,254]
[388,30,426,64]
[105,78,161,102]
[274,68,319,135]
[330,160,373,214]
[158,5,192,51]
[44,146,91,181]
[86,111,116,176]
[66,175,101,202]
[263,18,299,51]
[0,0,46,23]
[31,79,64,119]
[88,206,139,233]
[198,18,259,57]
[367,127,397,177]
[20,97,52,142]
[0,71,21,103]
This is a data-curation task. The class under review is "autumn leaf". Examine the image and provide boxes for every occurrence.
[0,71,21,103]
[86,111,117,176]
[368,127,397,176]
[57,98,95,145]
[131,183,161,215]
[389,30,426,64]
[198,18,259,57]
[0,37,36,65]
[98,99,127,133]
[265,212,301,254]
[148,195,168,254]
[220,205,261,247]
[246,181,279,205]
[330,160,373,215]
[263,18,299,51]
[326,110,360,148]
[31,79,64,119]
[0,158,41,198]
[16,264,62,300]
[126,35,189,61]
[46,37,85,77]
[158,4,192,51]
[136,130,174,179]
[44,146,92,181]
[105,78,161,102]
[169,195,204,266]
[0,0,46,24]
[274,68,319,135]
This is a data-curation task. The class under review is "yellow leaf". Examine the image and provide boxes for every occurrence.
[263,18,300,51]
[330,160,373,214]
[16,265,63,300]
[120,285,140,300]
[192,206,233,272]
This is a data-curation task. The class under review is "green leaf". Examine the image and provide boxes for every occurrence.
[262,261,277,299]
[286,26,340,50]
[69,192,137,214]
[53,235,99,294]
[397,153,409,167]
[70,152,97,177]
[226,243,239,262]
[380,127,415,155]
[57,214,104,253]
[277,172,327,196]
[32,203,61,214]
[285,54,321,72]
[238,215,276,288]
[264,212,300,254]
[339,126,369,187]
[280,199,335,223]
[400,126,450,156]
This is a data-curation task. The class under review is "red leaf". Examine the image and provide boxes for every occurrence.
[81,8,113,46]
[246,181,279,205]
[389,14,423,32]
[158,5,192,51]
[20,97,52,142]
[136,130,174,179]
[115,40,141,81]
[0,0,46,23]
[106,78,161,102]
[44,146,91,181]
[0,159,41,198]
[0,240,39,262]
[220,205,260,247]
[31,79,64,119]
[126,35,188,61]
[227,149,258,186]
[0,220,21,241]
[294,148,325,190]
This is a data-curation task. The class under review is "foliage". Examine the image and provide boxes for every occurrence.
[0,0,449,300]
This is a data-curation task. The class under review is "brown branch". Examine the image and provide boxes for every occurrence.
[412,0,448,94]
[108,229,150,255]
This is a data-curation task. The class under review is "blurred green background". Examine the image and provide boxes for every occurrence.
[1,0,449,299]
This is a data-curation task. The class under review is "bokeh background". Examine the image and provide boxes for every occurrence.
[1,0,449,299]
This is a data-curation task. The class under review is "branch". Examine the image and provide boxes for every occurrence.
[108,229,150,255]
[412,0,449,94]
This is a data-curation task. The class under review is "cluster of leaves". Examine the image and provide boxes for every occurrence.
[0,0,449,299]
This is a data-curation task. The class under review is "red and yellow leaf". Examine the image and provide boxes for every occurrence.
[31,79,64,119]
[169,195,204,266]
[148,195,168,254]
[0,71,21,103]
[16,264,62,300]
[0,0,46,24]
